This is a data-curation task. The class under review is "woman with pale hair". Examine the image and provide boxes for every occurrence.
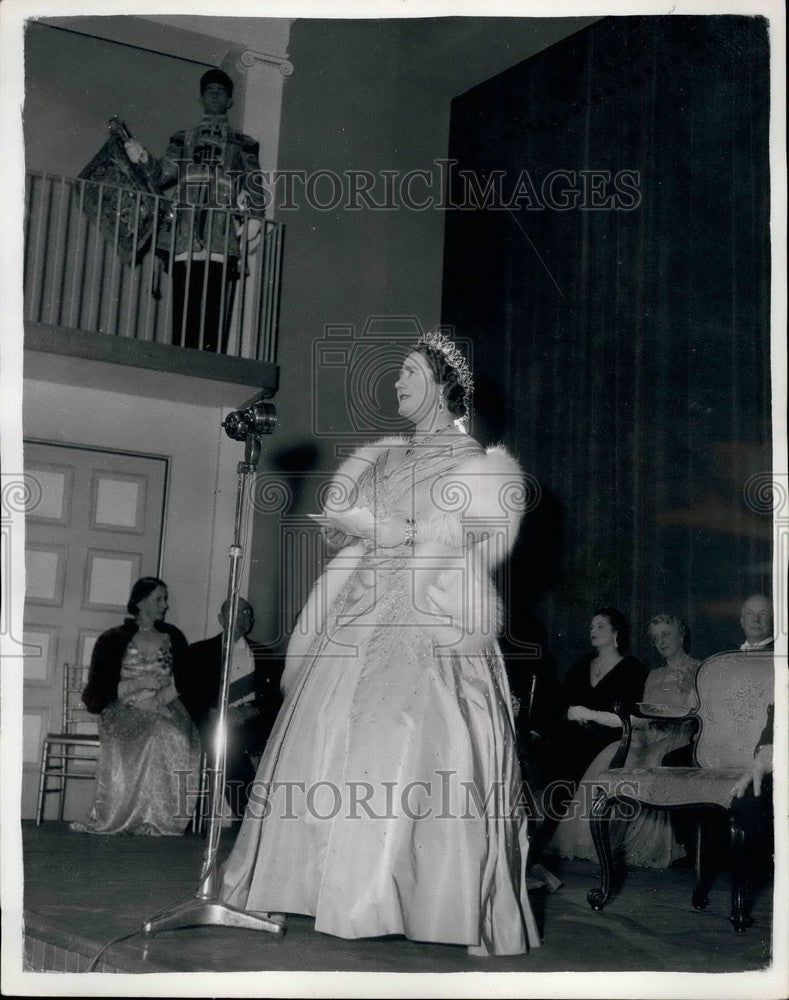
[549,612,700,868]
[643,612,699,711]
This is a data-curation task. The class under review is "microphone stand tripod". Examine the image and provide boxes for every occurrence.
[143,421,282,938]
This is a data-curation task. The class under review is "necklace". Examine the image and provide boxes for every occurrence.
[591,653,619,684]
[664,652,697,676]
[404,423,453,458]
[136,622,156,633]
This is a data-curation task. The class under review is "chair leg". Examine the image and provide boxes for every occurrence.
[587,790,615,910]
[692,814,711,910]
[57,750,67,822]
[35,742,51,826]
[729,810,755,932]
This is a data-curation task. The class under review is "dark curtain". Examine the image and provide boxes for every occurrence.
[441,15,771,677]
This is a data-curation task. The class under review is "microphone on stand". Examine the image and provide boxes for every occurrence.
[142,395,280,938]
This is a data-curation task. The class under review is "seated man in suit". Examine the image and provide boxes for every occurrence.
[733,704,774,801]
[185,598,283,816]
[739,594,775,651]
[730,702,774,889]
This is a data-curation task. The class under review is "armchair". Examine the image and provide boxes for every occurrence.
[585,649,774,931]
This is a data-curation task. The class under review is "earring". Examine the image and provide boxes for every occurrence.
[437,399,445,413]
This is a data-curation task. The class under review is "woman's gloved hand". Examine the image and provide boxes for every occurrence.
[124,139,150,165]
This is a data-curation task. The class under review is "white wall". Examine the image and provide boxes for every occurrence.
[21,375,255,820]
[25,17,291,181]
[24,23,207,179]
[23,377,249,643]
[22,13,288,638]
[140,15,294,177]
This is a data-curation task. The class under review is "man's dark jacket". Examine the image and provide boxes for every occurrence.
[182,633,283,744]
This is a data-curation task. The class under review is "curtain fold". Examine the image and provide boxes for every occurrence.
[442,15,771,674]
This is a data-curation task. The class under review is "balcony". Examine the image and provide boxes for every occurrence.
[23,171,283,405]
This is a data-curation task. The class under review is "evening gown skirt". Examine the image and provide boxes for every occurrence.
[219,553,541,956]
[549,724,696,868]
[72,640,200,836]
[548,661,698,868]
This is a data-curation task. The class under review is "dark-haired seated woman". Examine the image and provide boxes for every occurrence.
[71,577,200,836]
[553,608,647,792]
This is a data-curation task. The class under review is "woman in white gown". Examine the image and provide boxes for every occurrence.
[220,332,540,956]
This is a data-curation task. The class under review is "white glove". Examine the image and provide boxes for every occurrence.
[733,745,773,798]
[236,190,263,253]
[124,139,149,165]
[236,217,262,254]
[308,507,375,540]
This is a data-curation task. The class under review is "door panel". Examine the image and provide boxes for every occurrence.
[22,441,167,819]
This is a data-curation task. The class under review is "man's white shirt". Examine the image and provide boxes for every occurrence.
[740,636,774,651]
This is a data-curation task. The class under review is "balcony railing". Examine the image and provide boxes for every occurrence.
[24,171,284,364]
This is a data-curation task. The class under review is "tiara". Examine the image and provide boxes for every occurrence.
[417,331,474,407]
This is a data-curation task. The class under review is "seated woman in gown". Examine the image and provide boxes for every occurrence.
[552,608,647,792]
[219,331,541,956]
[548,612,699,868]
[72,577,200,836]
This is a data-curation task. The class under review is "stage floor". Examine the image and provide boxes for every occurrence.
[21,821,772,975]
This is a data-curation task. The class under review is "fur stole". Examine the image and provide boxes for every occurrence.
[325,435,526,564]
[282,436,526,695]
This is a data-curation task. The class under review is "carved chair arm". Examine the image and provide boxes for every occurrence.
[608,702,701,769]
[608,702,634,769]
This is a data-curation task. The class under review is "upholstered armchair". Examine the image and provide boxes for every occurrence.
[585,650,774,931]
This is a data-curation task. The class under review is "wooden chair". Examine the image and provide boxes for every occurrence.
[35,663,100,824]
[586,649,773,931]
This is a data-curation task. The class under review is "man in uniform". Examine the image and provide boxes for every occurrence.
[125,68,263,352]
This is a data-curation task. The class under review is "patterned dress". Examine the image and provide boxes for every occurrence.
[72,636,200,836]
[219,435,541,956]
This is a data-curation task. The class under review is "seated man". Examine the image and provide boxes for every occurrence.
[730,702,774,883]
[733,703,774,801]
[739,594,775,652]
[185,598,283,817]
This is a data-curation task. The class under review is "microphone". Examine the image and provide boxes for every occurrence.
[222,392,278,441]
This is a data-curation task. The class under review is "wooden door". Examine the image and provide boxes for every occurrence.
[22,441,167,819]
